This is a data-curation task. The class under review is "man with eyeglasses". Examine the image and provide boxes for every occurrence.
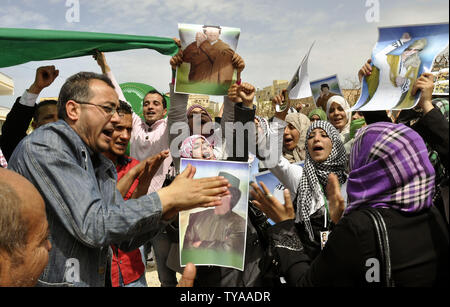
[7,71,229,287]
[94,51,180,286]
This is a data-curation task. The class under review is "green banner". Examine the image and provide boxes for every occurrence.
[0,28,178,68]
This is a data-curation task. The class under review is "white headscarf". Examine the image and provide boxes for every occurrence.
[326,95,351,143]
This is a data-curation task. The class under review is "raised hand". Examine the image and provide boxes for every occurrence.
[412,72,435,115]
[232,53,245,73]
[250,182,295,223]
[326,173,345,224]
[157,164,230,220]
[358,59,373,83]
[170,38,184,71]
[228,82,255,108]
[230,82,255,108]
[227,83,243,103]
[238,82,255,106]
[28,66,59,94]
[271,89,289,121]
[173,37,181,48]
[132,150,170,198]
[93,50,110,74]
[170,53,184,71]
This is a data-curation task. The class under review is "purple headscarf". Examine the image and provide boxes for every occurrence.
[345,122,435,214]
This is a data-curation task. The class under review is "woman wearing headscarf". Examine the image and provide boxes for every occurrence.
[267,120,348,259]
[359,64,449,222]
[282,112,311,163]
[179,134,216,160]
[326,95,352,143]
[344,111,367,154]
[308,108,327,122]
[251,122,449,286]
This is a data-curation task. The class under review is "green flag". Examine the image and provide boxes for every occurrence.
[0,28,178,68]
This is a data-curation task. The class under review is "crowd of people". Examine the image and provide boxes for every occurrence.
[0,37,448,287]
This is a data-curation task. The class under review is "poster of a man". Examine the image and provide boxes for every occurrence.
[175,23,241,96]
[353,23,449,111]
[179,159,249,271]
[310,75,343,111]
[183,172,245,253]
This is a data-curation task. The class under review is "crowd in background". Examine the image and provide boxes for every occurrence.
[0,37,448,287]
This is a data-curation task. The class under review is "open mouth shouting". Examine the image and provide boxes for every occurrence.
[309,143,330,162]
[307,128,333,162]
[284,136,294,147]
[313,145,324,152]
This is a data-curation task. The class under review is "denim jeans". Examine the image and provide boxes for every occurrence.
[119,267,147,287]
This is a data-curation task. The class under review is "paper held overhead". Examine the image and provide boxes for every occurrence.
[276,41,315,112]
[352,23,449,111]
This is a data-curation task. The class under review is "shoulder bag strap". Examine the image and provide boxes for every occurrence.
[363,208,395,287]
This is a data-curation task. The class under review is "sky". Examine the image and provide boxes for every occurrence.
[0,0,448,108]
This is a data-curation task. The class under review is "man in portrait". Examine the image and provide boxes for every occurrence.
[315,83,338,111]
[182,171,246,255]
[182,25,236,85]
[367,32,428,109]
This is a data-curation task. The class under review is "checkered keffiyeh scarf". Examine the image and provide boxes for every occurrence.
[296,120,347,241]
[345,123,435,214]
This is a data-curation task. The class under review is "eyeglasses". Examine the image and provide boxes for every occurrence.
[74,101,119,116]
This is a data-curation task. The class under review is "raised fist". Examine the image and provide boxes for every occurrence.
[29,66,59,94]
[228,82,255,106]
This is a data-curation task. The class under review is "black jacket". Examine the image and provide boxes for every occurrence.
[268,206,449,287]
[0,97,35,161]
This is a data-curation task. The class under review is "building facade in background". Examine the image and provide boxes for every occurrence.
[0,72,14,134]
[255,79,362,118]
